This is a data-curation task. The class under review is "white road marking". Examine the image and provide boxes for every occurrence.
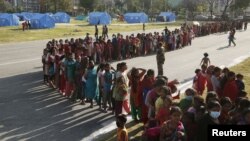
[0,58,40,66]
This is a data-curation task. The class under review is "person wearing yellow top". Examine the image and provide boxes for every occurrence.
[117,114,128,141]
[155,86,172,114]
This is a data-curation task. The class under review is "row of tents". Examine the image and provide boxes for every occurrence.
[0,12,70,28]
[88,12,176,25]
[0,11,176,28]
[14,12,70,23]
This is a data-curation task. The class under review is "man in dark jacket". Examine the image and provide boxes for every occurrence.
[156,43,165,76]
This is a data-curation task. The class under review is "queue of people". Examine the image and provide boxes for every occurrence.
[41,20,249,141]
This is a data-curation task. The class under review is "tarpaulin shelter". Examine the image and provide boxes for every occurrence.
[157,12,176,22]
[88,12,111,25]
[20,12,34,20]
[124,12,148,23]
[75,15,87,21]
[0,13,19,27]
[53,12,70,23]
[30,14,55,29]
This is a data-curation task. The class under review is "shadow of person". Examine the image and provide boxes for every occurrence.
[217,45,229,50]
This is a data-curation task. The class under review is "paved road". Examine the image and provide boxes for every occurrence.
[0,27,250,141]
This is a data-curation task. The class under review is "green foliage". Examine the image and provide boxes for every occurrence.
[231,0,250,10]
[57,0,72,12]
[41,0,72,13]
[79,0,98,12]
[0,0,14,12]
[0,0,6,12]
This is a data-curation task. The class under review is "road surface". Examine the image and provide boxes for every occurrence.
[0,27,250,141]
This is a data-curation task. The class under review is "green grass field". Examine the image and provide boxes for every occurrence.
[0,19,183,43]
[230,58,250,96]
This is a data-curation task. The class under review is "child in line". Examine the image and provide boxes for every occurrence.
[116,114,128,141]
[236,73,245,92]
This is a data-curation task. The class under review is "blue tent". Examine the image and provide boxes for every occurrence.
[46,13,53,17]
[53,12,70,23]
[30,14,55,29]
[0,14,19,27]
[124,12,148,23]
[88,12,111,25]
[20,12,34,20]
[157,12,176,22]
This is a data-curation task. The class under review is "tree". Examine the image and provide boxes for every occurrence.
[52,0,57,12]
[0,0,14,12]
[79,0,98,12]
[168,0,182,9]
[183,0,205,20]
[231,0,250,11]
[58,0,72,12]
[221,0,234,19]
[206,0,216,18]
[40,0,72,13]
[0,0,6,12]
[124,0,140,12]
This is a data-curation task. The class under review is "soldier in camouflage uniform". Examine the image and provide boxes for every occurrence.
[156,43,165,76]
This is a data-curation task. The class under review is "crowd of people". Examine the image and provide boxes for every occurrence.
[41,20,249,141]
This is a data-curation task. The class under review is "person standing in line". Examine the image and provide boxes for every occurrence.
[156,42,165,76]
[85,60,99,108]
[228,29,236,47]
[94,25,98,41]
[102,25,108,40]
[64,53,76,98]
[244,21,248,31]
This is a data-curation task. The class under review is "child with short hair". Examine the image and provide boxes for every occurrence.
[116,114,128,141]
[236,73,245,92]
[200,52,210,67]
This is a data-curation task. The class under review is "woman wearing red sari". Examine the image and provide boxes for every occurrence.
[196,65,207,95]
[128,67,146,121]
